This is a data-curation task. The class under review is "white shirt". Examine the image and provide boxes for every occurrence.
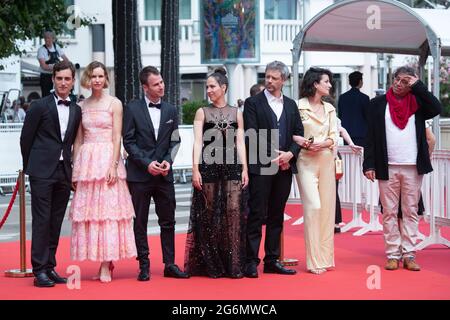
[385,104,417,165]
[144,96,161,140]
[264,89,284,121]
[37,44,64,74]
[53,94,71,160]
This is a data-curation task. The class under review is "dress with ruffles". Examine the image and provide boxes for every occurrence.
[69,98,137,262]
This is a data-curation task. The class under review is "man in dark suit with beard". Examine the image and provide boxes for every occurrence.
[243,61,304,278]
[123,66,189,281]
[20,61,81,287]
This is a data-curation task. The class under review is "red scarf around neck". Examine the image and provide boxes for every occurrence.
[386,87,419,129]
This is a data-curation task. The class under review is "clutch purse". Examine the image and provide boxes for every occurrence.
[335,158,343,180]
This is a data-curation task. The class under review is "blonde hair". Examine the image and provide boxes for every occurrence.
[81,61,110,89]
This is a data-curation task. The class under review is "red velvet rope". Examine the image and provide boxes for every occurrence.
[0,178,20,229]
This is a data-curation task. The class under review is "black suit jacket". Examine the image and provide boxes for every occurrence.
[363,80,442,180]
[20,94,82,179]
[122,99,180,183]
[243,90,304,175]
[337,87,370,141]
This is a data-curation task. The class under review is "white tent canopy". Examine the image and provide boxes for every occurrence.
[292,0,450,146]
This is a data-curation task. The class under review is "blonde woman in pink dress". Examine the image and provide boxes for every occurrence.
[70,61,136,282]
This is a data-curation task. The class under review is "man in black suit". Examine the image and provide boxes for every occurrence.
[363,66,441,272]
[20,61,81,287]
[243,61,304,278]
[123,66,189,281]
[338,71,370,147]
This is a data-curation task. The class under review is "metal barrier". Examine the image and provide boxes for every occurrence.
[416,150,450,250]
[287,146,450,247]
[172,125,194,183]
[0,174,29,195]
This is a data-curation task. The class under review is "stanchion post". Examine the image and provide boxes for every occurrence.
[5,170,33,278]
[280,229,298,266]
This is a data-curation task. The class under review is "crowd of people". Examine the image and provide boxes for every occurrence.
[19,58,442,288]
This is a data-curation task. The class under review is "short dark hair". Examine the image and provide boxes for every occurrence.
[349,71,363,87]
[250,83,264,97]
[394,66,416,78]
[300,67,334,98]
[139,66,160,85]
[207,67,229,93]
[53,60,75,78]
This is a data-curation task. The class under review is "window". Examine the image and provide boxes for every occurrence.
[144,0,191,20]
[264,0,297,20]
[180,0,191,19]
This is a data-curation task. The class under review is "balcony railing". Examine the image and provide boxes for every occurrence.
[139,19,303,47]
[140,20,198,43]
[263,20,302,43]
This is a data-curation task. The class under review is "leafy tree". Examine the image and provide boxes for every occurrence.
[0,0,92,65]
[182,100,207,124]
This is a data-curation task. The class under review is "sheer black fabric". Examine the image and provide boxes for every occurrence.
[184,105,248,278]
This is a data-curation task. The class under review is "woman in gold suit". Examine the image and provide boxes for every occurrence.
[293,67,338,275]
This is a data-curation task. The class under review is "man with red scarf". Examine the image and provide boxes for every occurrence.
[363,66,441,272]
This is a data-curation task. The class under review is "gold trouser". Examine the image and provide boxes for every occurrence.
[296,149,336,271]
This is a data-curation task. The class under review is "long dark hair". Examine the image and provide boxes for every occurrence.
[300,67,334,98]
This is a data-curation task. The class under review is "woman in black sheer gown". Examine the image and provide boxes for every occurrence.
[184,67,249,278]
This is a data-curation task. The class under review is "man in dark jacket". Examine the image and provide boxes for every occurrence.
[123,66,189,281]
[243,61,304,278]
[20,61,81,287]
[363,66,441,272]
[338,71,370,147]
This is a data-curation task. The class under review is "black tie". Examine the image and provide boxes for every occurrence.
[57,100,71,106]
[148,102,161,109]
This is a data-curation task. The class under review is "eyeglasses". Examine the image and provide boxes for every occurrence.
[393,77,409,86]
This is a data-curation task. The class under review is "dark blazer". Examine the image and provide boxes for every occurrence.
[337,87,370,141]
[363,80,442,180]
[20,94,81,179]
[123,99,180,183]
[243,90,304,175]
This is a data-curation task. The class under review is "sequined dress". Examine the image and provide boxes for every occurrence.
[184,104,247,278]
[69,99,137,262]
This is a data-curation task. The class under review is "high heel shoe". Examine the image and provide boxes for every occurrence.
[99,261,114,283]
[309,268,327,275]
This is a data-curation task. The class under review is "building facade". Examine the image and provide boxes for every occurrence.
[17,0,387,109]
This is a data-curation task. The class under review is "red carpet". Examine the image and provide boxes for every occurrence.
[1,205,449,300]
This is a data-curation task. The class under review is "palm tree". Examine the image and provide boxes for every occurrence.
[160,0,181,122]
[112,0,142,105]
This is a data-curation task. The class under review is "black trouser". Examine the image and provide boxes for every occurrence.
[128,178,176,268]
[246,169,292,265]
[40,73,53,97]
[29,162,71,275]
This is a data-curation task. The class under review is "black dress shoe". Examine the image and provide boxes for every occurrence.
[244,264,258,278]
[164,264,190,278]
[34,273,55,288]
[46,270,67,284]
[229,272,244,279]
[137,268,150,281]
[263,261,297,275]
